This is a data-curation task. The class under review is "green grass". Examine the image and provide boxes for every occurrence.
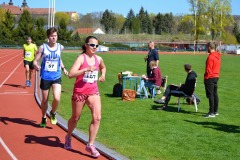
[56,52,240,160]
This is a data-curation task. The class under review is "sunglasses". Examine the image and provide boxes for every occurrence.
[87,43,99,48]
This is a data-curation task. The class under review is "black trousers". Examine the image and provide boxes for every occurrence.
[163,85,183,106]
[146,66,151,77]
[204,78,219,114]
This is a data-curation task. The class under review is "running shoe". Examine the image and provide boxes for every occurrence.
[154,98,165,104]
[64,135,72,150]
[203,113,215,118]
[25,80,30,87]
[40,118,47,127]
[50,111,57,125]
[85,143,100,158]
[28,81,31,87]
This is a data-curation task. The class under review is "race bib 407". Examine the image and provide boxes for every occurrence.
[83,71,98,83]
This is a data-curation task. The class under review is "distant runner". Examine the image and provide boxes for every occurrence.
[23,36,37,87]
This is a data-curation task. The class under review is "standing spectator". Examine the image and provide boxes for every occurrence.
[144,41,159,77]
[23,37,38,87]
[64,36,106,158]
[199,46,202,52]
[203,42,221,118]
[173,46,178,53]
[33,27,68,127]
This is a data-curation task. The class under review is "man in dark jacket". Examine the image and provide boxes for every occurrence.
[203,42,221,118]
[144,41,159,77]
[154,64,197,109]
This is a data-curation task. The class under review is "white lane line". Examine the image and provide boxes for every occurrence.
[3,91,28,93]
[0,52,17,59]
[0,60,22,88]
[0,54,21,67]
[0,93,33,95]
[2,90,28,93]
[0,137,18,160]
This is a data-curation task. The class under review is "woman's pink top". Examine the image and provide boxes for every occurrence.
[73,53,99,94]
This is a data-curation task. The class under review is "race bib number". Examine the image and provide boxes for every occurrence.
[83,71,98,83]
[25,52,32,58]
[45,61,58,71]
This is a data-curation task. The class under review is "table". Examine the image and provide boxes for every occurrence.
[121,76,142,98]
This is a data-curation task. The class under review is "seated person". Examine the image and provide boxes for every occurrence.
[137,60,162,98]
[154,64,197,109]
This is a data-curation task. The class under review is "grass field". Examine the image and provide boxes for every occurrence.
[55,51,240,160]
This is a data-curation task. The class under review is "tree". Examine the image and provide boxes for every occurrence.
[100,9,116,33]
[222,32,238,44]
[131,17,141,34]
[1,10,15,40]
[232,22,239,35]
[58,18,72,41]
[137,7,147,33]
[72,32,81,41]
[188,0,208,41]
[17,9,34,42]
[178,15,194,34]
[237,33,240,43]
[136,7,152,34]
[205,0,233,40]
[34,17,46,41]
[152,12,174,35]
[120,9,136,34]
[153,13,164,35]
[114,13,125,34]
[79,13,94,28]
[162,13,174,33]
[0,8,5,40]
[232,22,240,43]
[90,12,102,28]
[55,12,70,25]
[0,8,5,23]
[145,11,153,34]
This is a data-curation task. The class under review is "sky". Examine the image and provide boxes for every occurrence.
[1,0,240,16]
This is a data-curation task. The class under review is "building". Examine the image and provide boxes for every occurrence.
[75,28,105,35]
[0,0,78,22]
[0,1,49,21]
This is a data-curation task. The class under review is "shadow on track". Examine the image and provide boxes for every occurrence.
[4,83,26,88]
[0,116,52,129]
[25,135,93,158]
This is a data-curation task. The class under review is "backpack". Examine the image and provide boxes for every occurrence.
[186,93,200,105]
[112,83,123,97]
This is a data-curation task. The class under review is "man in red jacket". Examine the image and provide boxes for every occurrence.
[203,42,221,118]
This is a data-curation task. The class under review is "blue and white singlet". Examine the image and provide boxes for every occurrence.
[40,43,62,81]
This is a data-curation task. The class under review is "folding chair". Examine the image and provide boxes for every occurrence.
[150,75,168,98]
[171,91,198,112]
[170,79,198,112]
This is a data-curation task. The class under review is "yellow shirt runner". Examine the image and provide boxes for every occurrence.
[23,43,37,61]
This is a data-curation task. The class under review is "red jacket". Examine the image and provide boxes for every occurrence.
[148,67,162,86]
[204,51,221,80]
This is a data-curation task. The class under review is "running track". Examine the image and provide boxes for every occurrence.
[0,49,127,160]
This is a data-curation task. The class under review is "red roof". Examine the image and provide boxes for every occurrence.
[75,28,95,34]
[1,3,49,15]
[1,3,22,14]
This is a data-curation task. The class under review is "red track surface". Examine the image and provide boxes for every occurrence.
[0,49,110,160]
